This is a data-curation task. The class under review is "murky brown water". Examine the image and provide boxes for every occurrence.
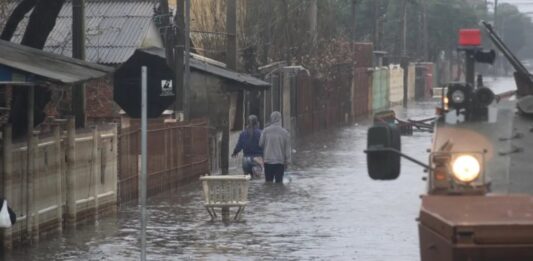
[6,102,437,261]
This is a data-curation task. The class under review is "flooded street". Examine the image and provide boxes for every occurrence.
[484,76,516,95]
[7,102,436,261]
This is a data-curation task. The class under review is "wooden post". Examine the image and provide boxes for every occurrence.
[2,125,13,248]
[111,124,118,207]
[25,85,34,243]
[163,125,168,191]
[65,117,77,226]
[175,0,185,114]
[53,125,63,232]
[31,134,38,241]
[92,127,99,217]
[183,0,191,121]
[72,0,86,127]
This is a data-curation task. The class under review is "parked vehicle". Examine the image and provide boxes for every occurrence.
[365,22,533,261]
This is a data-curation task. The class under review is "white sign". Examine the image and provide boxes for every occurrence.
[160,80,174,96]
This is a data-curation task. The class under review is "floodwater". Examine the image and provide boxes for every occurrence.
[484,76,516,95]
[6,102,436,261]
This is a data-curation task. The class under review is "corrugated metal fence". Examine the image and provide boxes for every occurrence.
[293,64,352,136]
[353,67,372,118]
[118,118,209,203]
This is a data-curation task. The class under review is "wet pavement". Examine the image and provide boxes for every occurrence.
[6,102,437,261]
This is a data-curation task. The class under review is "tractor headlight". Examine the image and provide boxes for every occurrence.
[446,83,472,110]
[451,155,481,183]
[451,90,466,104]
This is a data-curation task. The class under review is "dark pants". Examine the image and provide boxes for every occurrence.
[264,164,285,183]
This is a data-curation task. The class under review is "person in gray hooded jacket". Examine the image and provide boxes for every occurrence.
[259,111,291,183]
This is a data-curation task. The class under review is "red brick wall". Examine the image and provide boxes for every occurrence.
[86,76,119,121]
[44,75,118,120]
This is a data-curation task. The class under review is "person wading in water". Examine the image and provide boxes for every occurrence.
[259,111,291,183]
[232,115,264,177]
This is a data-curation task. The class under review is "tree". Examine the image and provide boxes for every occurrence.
[497,3,528,53]
[1,0,65,137]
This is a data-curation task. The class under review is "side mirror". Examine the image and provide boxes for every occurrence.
[366,124,401,180]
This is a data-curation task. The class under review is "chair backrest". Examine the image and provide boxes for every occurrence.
[200,175,250,204]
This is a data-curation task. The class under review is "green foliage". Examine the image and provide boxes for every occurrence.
[496,3,531,56]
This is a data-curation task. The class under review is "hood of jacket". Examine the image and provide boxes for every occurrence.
[270,111,282,126]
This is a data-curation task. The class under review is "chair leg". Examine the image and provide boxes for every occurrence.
[205,207,216,219]
[234,206,245,220]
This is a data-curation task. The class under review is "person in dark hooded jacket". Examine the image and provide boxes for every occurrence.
[259,111,291,183]
[232,115,263,175]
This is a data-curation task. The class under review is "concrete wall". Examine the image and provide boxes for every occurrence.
[408,64,416,100]
[189,71,234,174]
[372,67,390,112]
[388,64,404,106]
[1,121,118,248]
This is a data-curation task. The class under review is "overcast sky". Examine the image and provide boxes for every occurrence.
[499,0,533,16]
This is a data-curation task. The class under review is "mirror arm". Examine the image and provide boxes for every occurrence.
[365,147,434,171]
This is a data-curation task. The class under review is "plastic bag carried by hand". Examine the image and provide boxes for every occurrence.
[0,200,16,228]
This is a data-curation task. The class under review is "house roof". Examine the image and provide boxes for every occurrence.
[139,47,270,88]
[0,39,113,85]
[11,0,158,64]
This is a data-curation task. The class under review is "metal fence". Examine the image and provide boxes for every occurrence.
[118,118,209,203]
[292,63,353,136]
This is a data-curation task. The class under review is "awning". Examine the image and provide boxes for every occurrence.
[0,39,113,85]
[139,47,270,89]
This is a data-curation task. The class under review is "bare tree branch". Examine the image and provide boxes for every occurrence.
[21,0,65,48]
[0,0,37,41]
[7,0,65,137]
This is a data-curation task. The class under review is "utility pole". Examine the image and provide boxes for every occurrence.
[175,0,185,118]
[494,0,499,30]
[351,0,357,44]
[401,0,408,58]
[310,0,318,46]
[485,0,489,20]
[421,0,428,61]
[222,0,237,220]
[224,0,236,175]
[226,0,237,70]
[72,0,86,128]
[158,0,170,33]
[351,0,358,120]
[401,0,409,108]
[183,0,190,121]
[493,0,499,76]
[158,0,172,66]
[373,0,378,50]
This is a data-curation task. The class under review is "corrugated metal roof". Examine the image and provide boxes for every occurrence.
[0,39,113,84]
[10,0,158,64]
[139,47,270,88]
